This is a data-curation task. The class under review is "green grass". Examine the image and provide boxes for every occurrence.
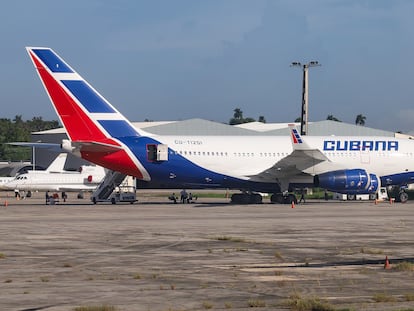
[393,261,414,271]
[0,253,5,259]
[372,292,397,302]
[360,247,384,255]
[405,293,414,301]
[247,298,266,307]
[202,301,213,309]
[285,293,335,311]
[212,235,247,242]
[132,273,142,279]
[274,251,284,260]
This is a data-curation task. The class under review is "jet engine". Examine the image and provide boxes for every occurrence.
[314,169,379,194]
[61,139,74,153]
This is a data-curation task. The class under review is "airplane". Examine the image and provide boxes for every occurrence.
[25,47,414,203]
[4,152,106,193]
[0,177,15,190]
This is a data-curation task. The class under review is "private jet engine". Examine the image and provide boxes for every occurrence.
[314,169,379,194]
[61,139,75,153]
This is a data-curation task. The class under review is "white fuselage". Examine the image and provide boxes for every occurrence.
[4,168,106,192]
[153,135,414,181]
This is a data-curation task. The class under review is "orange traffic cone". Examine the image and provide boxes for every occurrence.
[384,256,391,269]
[291,201,295,208]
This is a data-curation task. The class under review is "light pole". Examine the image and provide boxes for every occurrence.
[291,61,321,135]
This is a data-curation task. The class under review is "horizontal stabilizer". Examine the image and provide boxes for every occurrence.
[72,141,124,154]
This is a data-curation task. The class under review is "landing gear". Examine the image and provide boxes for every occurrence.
[398,190,409,203]
[270,193,297,204]
[389,187,409,203]
[231,193,263,204]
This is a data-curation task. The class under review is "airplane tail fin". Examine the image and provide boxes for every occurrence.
[288,124,311,150]
[26,47,150,180]
[25,47,145,143]
[45,153,67,173]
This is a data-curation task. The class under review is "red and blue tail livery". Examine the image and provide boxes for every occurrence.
[27,47,149,180]
[26,47,414,203]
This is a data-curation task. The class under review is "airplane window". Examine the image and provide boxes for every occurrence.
[207,152,210,156]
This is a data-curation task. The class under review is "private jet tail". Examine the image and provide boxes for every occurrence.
[46,153,68,173]
[26,47,149,179]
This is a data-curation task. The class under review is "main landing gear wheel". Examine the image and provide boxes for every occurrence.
[270,193,297,204]
[398,191,409,203]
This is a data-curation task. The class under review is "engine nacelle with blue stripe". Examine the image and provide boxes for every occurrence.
[314,169,379,194]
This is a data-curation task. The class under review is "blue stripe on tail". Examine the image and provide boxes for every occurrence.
[32,49,73,73]
[98,120,139,137]
[62,80,116,113]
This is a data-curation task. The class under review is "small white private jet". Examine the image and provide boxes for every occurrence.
[4,153,106,193]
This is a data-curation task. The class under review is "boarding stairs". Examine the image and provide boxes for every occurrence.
[92,170,127,201]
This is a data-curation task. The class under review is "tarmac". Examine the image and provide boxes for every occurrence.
[0,190,414,311]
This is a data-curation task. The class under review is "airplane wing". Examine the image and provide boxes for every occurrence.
[8,142,62,152]
[248,125,330,182]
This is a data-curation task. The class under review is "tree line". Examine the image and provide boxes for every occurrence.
[0,115,59,161]
[230,107,367,126]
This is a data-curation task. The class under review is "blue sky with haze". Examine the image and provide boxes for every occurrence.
[1,0,413,132]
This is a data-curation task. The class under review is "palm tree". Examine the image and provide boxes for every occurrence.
[233,108,243,120]
[326,115,341,122]
[355,114,366,126]
[229,108,243,125]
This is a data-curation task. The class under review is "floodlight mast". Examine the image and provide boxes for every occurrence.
[291,61,321,135]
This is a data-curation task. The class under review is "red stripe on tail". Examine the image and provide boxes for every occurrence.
[30,51,108,142]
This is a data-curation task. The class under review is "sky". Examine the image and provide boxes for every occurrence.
[1,0,414,132]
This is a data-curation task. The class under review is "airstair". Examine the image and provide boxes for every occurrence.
[91,170,127,203]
